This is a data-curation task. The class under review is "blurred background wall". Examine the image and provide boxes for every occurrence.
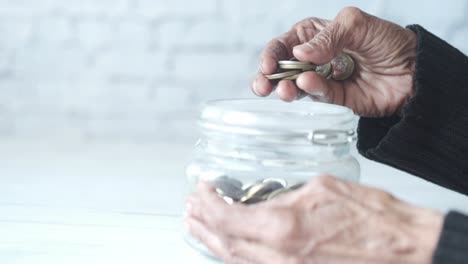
[0,0,467,144]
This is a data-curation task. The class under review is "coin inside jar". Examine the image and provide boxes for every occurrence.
[212,176,245,202]
[240,179,285,203]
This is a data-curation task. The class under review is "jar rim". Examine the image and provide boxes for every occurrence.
[200,99,355,128]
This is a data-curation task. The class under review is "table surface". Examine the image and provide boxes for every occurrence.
[1,139,467,264]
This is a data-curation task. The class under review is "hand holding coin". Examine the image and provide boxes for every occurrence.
[253,7,417,118]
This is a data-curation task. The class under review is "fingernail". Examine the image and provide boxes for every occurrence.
[186,202,193,214]
[252,77,259,95]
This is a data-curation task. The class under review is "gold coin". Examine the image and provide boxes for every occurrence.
[242,196,265,205]
[283,73,301,80]
[278,61,316,71]
[266,188,291,200]
[264,70,301,80]
[240,180,284,203]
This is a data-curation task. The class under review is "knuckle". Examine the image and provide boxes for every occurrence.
[225,241,240,259]
[291,17,315,30]
[375,190,395,203]
[276,212,300,241]
[312,174,336,188]
[338,6,367,26]
[211,209,228,229]
[315,27,334,46]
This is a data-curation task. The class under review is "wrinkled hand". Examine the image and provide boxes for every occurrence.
[252,7,417,117]
[186,176,442,264]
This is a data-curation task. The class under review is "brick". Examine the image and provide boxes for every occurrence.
[83,117,161,140]
[93,50,168,79]
[0,0,57,16]
[53,0,129,16]
[173,51,253,81]
[0,51,13,74]
[156,20,188,50]
[135,0,217,17]
[30,16,74,48]
[181,19,240,48]
[112,19,151,51]
[0,79,38,114]
[77,19,113,50]
[13,47,88,81]
[151,83,194,113]
[0,17,32,50]
[238,17,281,48]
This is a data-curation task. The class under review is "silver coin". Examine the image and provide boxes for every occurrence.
[216,175,243,189]
[315,62,332,78]
[278,60,312,66]
[264,70,301,80]
[212,177,244,201]
[262,178,287,187]
[331,53,355,81]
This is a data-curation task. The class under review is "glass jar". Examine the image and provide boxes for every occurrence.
[184,99,360,258]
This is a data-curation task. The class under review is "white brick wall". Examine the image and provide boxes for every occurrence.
[0,0,467,142]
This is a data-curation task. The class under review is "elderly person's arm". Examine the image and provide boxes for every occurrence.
[358,25,468,196]
[357,24,468,264]
[187,7,468,264]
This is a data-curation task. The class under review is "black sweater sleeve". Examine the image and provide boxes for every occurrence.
[356,25,468,264]
[357,25,468,195]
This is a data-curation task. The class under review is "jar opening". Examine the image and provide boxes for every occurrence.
[199,99,356,146]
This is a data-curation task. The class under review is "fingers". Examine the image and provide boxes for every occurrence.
[293,7,369,64]
[252,73,273,97]
[187,182,284,242]
[259,37,292,75]
[253,18,327,98]
[185,217,229,258]
[186,217,293,264]
[276,80,299,102]
[296,71,345,105]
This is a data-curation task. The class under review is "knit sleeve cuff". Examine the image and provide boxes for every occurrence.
[433,211,468,264]
[356,25,468,194]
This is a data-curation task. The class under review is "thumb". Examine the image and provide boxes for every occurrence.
[292,22,345,65]
[292,7,367,64]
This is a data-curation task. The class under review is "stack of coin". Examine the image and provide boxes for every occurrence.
[211,176,305,205]
[264,53,355,82]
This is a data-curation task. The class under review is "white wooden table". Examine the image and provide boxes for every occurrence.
[1,139,467,264]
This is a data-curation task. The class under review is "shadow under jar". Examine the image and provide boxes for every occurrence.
[184,99,360,259]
